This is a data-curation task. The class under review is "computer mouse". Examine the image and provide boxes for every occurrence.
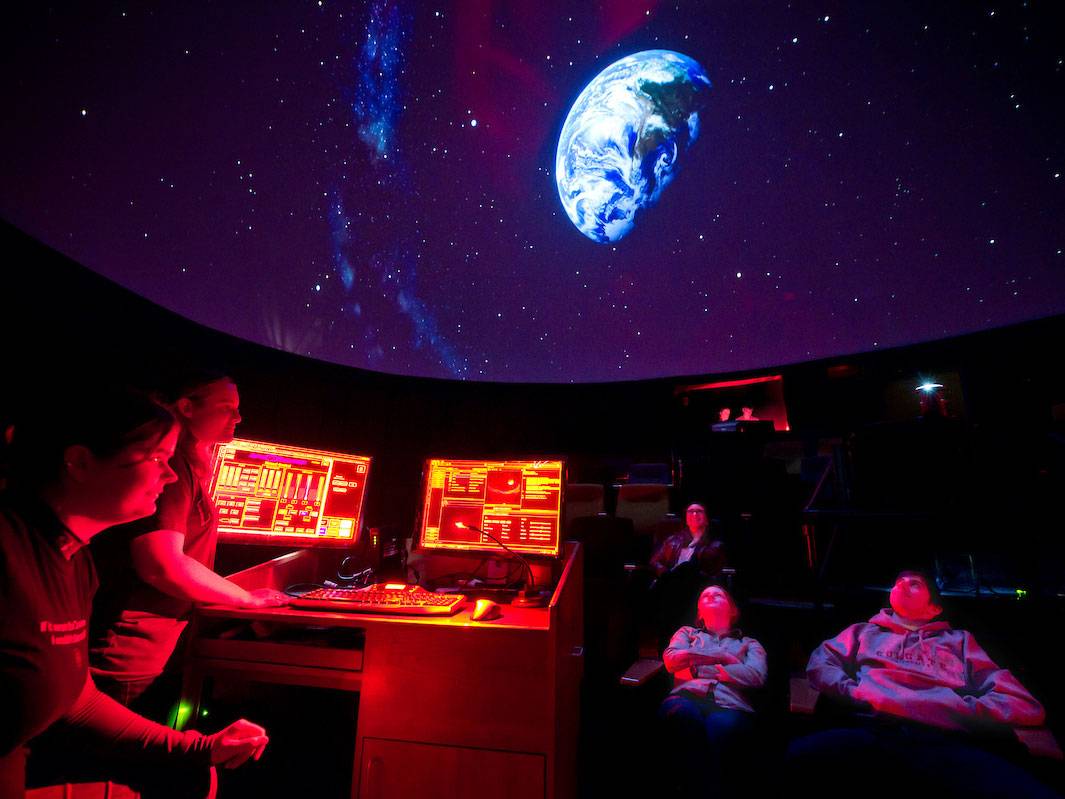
[471,598,502,621]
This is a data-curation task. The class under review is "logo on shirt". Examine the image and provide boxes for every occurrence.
[874,645,964,679]
[40,618,87,646]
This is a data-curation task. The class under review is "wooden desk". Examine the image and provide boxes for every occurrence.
[181,543,583,799]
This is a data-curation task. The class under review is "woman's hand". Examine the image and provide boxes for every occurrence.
[209,719,269,768]
[242,588,290,608]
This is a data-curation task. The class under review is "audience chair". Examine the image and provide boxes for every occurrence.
[615,483,671,538]
[570,515,639,680]
[650,513,685,555]
[563,482,605,533]
[625,462,672,484]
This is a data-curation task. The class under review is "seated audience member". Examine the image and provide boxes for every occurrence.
[650,502,726,579]
[646,502,727,643]
[787,570,1060,799]
[657,585,766,798]
[90,369,287,718]
[0,388,269,798]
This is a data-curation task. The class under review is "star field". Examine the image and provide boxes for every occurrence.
[0,1,1063,382]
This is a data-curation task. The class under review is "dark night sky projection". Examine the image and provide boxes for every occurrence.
[2,1,1063,383]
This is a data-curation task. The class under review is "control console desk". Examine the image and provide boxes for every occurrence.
[180,542,583,799]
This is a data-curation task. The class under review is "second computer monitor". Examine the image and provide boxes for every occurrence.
[418,458,564,558]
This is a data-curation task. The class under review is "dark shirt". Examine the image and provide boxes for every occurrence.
[650,528,726,579]
[0,495,96,755]
[0,496,213,794]
[90,440,217,680]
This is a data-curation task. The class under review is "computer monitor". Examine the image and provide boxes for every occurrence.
[209,438,372,548]
[417,458,565,558]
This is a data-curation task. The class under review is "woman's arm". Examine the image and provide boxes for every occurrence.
[65,674,269,768]
[649,538,675,577]
[662,627,698,673]
[131,531,286,608]
[714,639,768,688]
[64,674,211,759]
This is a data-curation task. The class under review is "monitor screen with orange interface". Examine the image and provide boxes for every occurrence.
[417,458,564,558]
[209,438,371,548]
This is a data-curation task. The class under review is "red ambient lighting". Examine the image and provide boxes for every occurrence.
[677,374,783,393]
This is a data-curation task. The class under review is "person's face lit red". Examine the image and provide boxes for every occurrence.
[889,573,942,621]
[697,585,736,631]
[83,425,180,525]
[180,379,241,445]
[686,504,708,536]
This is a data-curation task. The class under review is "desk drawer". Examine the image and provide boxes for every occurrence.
[193,631,363,671]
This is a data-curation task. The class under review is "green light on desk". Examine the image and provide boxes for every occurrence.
[1015,589,1028,599]
[169,701,193,730]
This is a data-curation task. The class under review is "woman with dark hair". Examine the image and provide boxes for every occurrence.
[649,503,726,579]
[0,387,269,798]
[657,584,766,797]
[90,370,288,714]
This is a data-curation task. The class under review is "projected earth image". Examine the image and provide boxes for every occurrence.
[555,50,711,243]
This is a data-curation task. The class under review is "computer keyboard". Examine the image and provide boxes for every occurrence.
[290,583,466,616]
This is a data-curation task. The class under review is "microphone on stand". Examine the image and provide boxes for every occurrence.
[455,522,548,607]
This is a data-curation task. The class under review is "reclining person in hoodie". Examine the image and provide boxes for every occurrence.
[786,570,1060,799]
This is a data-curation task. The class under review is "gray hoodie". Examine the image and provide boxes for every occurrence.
[808,609,1045,732]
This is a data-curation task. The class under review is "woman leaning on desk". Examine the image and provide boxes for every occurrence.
[0,386,269,799]
[89,369,288,716]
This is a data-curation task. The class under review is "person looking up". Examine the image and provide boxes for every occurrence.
[643,502,728,651]
[787,570,1058,799]
[650,502,725,579]
[657,584,766,798]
